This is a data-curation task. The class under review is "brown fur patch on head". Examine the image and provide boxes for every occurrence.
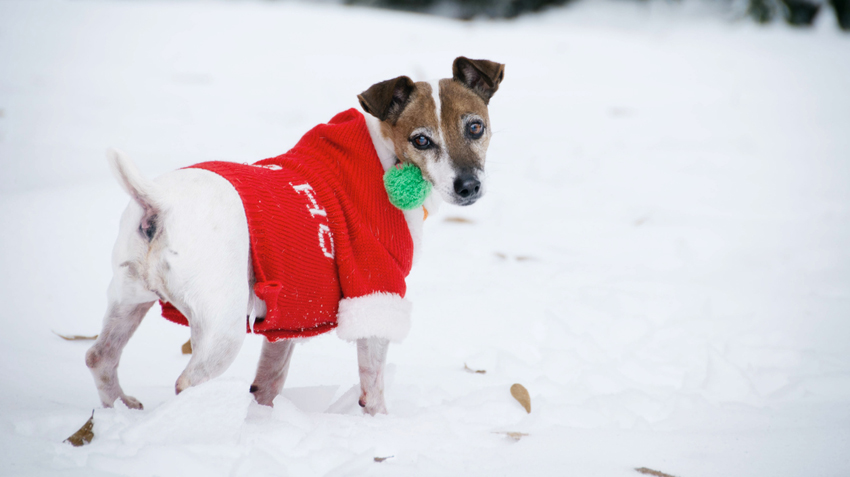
[438,78,491,173]
[379,81,440,182]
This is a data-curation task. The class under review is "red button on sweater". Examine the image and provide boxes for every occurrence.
[161,109,415,342]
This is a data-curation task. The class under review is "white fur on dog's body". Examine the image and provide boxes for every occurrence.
[87,58,502,415]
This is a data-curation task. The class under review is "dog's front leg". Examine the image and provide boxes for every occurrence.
[250,339,296,406]
[357,336,389,415]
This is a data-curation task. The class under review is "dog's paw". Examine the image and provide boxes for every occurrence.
[120,395,143,410]
[249,384,277,407]
[175,374,193,394]
[359,394,387,416]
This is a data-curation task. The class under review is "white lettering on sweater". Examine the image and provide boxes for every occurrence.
[252,163,282,171]
[291,182,334,260]
[318,224,335,259]
[291,183,327,217]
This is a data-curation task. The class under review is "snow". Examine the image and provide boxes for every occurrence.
[2,0,850,475]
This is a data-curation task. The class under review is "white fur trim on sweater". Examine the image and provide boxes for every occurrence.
[336,292,412,343]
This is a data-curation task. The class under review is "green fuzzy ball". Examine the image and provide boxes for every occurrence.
[384,163,432,210]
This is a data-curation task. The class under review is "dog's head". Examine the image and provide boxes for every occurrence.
[358,57,505,206]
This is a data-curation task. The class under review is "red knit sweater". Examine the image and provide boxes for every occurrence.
[160,109,414,341]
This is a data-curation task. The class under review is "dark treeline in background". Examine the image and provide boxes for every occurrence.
[346,0,849,30]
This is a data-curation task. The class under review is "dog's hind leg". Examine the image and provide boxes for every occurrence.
[357,337,390,415]
[146,168,252,394]
[249,339,296,406]
[86,199,160,409]
[86,277,156,409]
[172,282,250,394]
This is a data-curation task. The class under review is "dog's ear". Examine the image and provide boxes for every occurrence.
[358,76,416,124]
[452,57,505,105]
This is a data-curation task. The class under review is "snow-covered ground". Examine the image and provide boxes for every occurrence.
[2,0,849,475]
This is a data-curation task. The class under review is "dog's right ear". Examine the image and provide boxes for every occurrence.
[358,76,416,124]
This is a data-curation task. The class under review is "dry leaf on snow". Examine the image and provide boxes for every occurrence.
[510,383,531,413]
[493,431,529,441]
[64,410,94,447]
[635,467,677,477]
[182,339,192,355]
[444,216,474,224]
[493,252,536,262]
[374,456,394,463]
[463,363,486,374]
[53,331,98,341]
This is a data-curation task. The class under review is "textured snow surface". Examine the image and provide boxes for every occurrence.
[2,0,850,475]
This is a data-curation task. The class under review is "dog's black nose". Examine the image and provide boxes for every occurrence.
[453,174,481,199]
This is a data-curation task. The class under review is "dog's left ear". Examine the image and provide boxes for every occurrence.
[358,76,416,124]
[452,57,505,105]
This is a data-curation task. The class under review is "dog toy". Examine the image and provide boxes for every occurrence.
[384,163,431,210]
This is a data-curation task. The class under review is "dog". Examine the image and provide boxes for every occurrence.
[85,57,505,416]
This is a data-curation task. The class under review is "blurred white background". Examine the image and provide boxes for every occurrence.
[1,1,848,475]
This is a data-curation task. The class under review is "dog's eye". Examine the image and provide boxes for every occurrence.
[411,135,432,150]
[467,121,484,139]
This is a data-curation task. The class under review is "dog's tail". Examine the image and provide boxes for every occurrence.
[107,148,164,241]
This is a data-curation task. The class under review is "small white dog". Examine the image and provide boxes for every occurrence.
[86,57,505,415]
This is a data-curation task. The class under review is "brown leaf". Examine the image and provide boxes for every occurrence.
[444,216,474,224]
[463,363,486,374]
[493,431,528,441]
[374,456,394,463]
[53,331,98,341]
[64,410,94,447]
[635,468,677,477]
[181,339,192,355]
[510,383,531,413]
[493,252,535,262]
